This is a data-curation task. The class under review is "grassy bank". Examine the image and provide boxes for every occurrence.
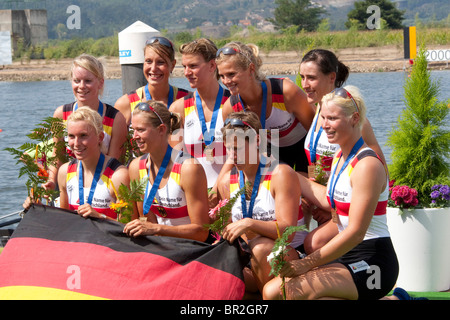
[13,27,450,61]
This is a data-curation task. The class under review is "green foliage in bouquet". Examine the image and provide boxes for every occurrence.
[268,224,308,300]
[387,45,450,207]
[4,117,69,203]
[206,183,248,237]
[110,177,148,224]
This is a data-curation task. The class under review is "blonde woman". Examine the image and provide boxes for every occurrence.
[216,42,315,172]
[263,86,398,300]
[45,54,128,192]
[25,107,129,221]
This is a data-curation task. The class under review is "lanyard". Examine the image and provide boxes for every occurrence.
[142,145,173,215]
[239,160,266,219]
[78,153,105,206]
[239,81,267,129]
[145,84,174,107]
[309,108,323,164]
[328,137,364,209]
[195,86,223,146]
[74,101,104,116]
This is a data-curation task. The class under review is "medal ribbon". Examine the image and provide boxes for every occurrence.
[195,86,224,146]
[74,101,104,116]
[78,153,105,206]
[239,81,267,129]
[239,160,266,219]
[143,145,173,215]
[145,84,174,107]
[328,137,364,210]
[309,108,323,164]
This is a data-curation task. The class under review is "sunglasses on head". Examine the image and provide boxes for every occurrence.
[136,102,163,124]
[146,36,174,50]
[332,87,360,114]
[216,47,252,64]
[224,118,256,131]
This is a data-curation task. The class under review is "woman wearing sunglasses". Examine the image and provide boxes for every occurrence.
[300,49,387,254]
[263,86,398,300]
[25,107,130,221]
[169,38,231,207]
[114,36,190,126]
[216,42,315,173]
[217,111,307,295]
[123,101,210,242]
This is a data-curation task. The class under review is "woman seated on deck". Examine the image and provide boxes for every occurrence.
[216,111,307,295]
[24,107,129,221]
[263,86,399,300]
[122,101,210,242]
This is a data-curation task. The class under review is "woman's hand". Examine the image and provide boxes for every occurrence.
[279,259,313,278]
[222,218,252,243]
[77,204,102,219]
[123,218,159,238]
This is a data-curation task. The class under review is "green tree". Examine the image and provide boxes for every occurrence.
[270,0,325,32]
[346,0,405,30]
[387,46,450,206]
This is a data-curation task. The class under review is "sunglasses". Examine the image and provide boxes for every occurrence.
[136,102,163,124]
[146,36,174,50]
[332,87,360,114]
[224,118,256,131]
[216,47,252,64]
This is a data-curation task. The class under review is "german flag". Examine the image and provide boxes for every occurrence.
[0,205,247,300]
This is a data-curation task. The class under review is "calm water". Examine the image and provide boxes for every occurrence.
[1,71,449,221]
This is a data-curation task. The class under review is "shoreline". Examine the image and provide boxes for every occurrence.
[0,45,448,82]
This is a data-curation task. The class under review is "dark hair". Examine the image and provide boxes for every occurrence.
[301,49,349,88]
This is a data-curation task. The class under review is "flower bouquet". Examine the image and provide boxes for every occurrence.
[109,177,148,224]
[267,224,307,300]
[5,117,68,204]
[206,184,247,241]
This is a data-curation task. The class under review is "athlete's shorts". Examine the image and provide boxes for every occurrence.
[335,237,399,300]
[269,136,309,172]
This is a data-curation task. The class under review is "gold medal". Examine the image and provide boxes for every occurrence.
[204,145,214,162]
[331,208,339,224]
[308,165,317,179]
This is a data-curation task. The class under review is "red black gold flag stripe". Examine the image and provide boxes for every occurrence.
[0,205,247,300]
[403,26,417,60]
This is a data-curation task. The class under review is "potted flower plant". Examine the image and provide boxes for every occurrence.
[386,45,450,292]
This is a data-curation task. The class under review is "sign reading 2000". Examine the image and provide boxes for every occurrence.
[426,49,450,62]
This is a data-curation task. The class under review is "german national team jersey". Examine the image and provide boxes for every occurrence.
[230,78,307,147]
[229,165,306,248]
[138,152,190,226]
[66,157,121,219]
[326,147,390,240]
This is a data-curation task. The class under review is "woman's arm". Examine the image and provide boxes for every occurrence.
[107,111,128,161]
[282,78,315,132]
[282,157,386,277]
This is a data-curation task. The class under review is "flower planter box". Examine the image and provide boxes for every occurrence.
[386,207,450,292]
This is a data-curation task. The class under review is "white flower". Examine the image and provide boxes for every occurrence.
[267,246,285,263]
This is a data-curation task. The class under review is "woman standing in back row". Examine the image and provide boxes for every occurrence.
[169,38,231,207]
[216,41,315,173]
[114,36,190,126]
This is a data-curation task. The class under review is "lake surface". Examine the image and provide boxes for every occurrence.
[1,70,449,221]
